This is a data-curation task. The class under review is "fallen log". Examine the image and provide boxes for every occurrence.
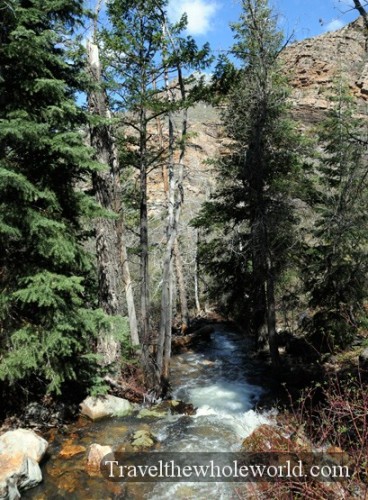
[172,324,215,352]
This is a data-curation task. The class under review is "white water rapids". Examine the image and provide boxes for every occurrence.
[25,324,275,500]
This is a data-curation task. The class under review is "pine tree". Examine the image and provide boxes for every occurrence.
[102,0,210,390]
[303,83,368,349]
[195,0,304,366]
[0,0,107,395]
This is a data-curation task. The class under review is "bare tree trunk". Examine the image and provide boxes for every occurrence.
[156,26,188,391]
[88,40,140,352]
[174,239,190,332]
[119,216,140,346]
[108,106,139,347]
[194,229,201,313]
[157,60,175,388]
[87,40,122,370]
[139,119,150,345]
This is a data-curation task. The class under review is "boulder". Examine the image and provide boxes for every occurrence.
[0,454,43,500]
[0,429,48,463]
[0,429,47,499]
[169,400,197,416]
[87,444,113,476]
[242,424,311,453]
[23,401,77,427]
[0,428,49,500]
[80,395,133,421]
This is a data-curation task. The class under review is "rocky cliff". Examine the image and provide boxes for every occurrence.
[281,16,368,123]
[142,18,368,310]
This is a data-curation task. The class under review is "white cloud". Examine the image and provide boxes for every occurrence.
[168,0,219,36]
[324,19,344,32]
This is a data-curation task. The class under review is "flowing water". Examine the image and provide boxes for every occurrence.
[26,324,274,500]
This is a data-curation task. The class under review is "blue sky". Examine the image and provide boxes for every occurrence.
[167,0,359,54]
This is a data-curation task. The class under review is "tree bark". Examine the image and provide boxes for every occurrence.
[157,30,188,391]
[137,45,155,385]
[174,239,190,332]
[194,229,201,313]
[87,40,123,369]
[139,114,151,346]
[87,40,139,362]
[157,59,175,389]
[119,213,140,346]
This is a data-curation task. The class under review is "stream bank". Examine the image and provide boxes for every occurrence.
[21,323,275,499]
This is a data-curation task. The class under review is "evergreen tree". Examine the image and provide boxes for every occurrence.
[102,0,210,389]
[195,0,304,365]
[0,0,107,395]
[303,84,368,349]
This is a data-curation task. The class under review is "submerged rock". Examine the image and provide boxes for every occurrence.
[170,400,197,416]
[87,444,113,476]
[0,429,48,499]
[131,430,156,449]
[137,408,167,419]
[59,443,86,459]
[80,395,133,421]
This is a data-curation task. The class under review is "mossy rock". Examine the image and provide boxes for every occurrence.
[169,400,196,415]
[131,430,156,449]
[137,407,167,419]
[242,425,311,453]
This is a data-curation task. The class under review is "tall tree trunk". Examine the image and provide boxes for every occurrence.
[157,60,175,389]
[119,213,140,346]
[266,255,280,367]
[157,35,188,391]
[87,40,123,370]
[174,239,190,332]
[139,119,151,346]
[251,229,267,344]
[138,64,156,387]
[247,110,268,345]
[194,229,201,313]
[88,40,140,351]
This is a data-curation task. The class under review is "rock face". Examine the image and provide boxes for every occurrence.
[0,429,48,500]
[281,17,368,123]
[80,395,133,421]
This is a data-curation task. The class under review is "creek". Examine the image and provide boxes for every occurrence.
[25,323,274,499]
